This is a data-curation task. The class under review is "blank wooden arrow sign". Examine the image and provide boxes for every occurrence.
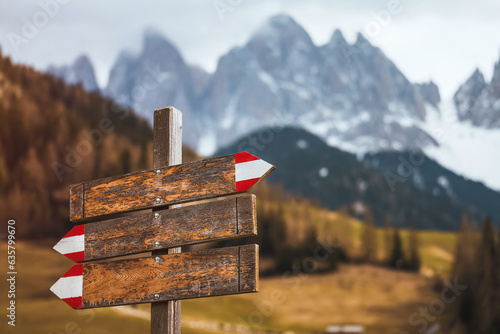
[50,244,258,309]
[70,152,274,222]
[54,195,256,262]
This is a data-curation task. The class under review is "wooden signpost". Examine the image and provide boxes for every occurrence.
[69,151,273,222]
[50,106,275,334]
[54,195,257,262]
[50,244,258,309]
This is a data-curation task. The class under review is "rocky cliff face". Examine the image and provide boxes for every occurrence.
[100,16,442,154]
[44,14,500,192]
[48,15,500,157]
[195,15,440,154]
[47,54,99,92]
[104,29,201,146]
[454,53,500,128]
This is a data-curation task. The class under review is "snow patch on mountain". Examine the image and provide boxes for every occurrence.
[421,100,500,191]
[98,15,500,192]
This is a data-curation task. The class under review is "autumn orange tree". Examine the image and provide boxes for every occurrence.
[0,51,153,238]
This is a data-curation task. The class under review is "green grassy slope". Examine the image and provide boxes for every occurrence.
[0,231,456,334]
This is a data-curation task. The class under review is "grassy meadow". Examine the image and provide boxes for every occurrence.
[258,188,457,277]
[1,208,457,334]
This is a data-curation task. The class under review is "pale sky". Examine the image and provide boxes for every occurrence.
[1,0,499,100]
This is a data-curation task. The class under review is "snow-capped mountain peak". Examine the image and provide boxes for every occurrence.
[454,54,500,128]
[454,69,486,121]
[143,28,179,56]
[103,14,441,156]
[99,14,500,191]
[247,15,318,78]
[491,53,500,94]
[329,29,347,46]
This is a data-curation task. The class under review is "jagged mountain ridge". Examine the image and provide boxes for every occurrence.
[45,15,500,191]
[100,15,440,155]
[104,29,202,146]
[453,54,500,128]
[48,15,500,151]
[203,15,441,154]
[47,54,99,92]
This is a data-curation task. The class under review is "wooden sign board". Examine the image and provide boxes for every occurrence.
[50,244,258,309]
[70,152,274,222]
[54,195,256,262]
[50,107,274,334]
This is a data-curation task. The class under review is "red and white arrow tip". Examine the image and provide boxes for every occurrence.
[235,152,275,192]
[53,225,85,262]
[52,152,272,262]
[50,264,83,309]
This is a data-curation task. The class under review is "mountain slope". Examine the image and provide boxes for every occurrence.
[98,14,500,192]
[104,15,440,157]
[199,15,439,155]
[363,151,500,222]
[216,127,495,230]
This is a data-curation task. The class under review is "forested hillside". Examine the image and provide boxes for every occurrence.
[0,50,199,238]
[216,127,491,230]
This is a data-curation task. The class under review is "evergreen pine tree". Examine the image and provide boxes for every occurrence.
[471,217,497,333]
[384,216,393,262]
[407,221,421,272]
[452,214,472,277]
[452,214,476,330]
[338,207,353,254]
[270,203,294,273]
[120,148,131,174]
[138,142,148,170]
[303,224,318,256]
[270,203,288,254]
[495,226,500,331]
[362,207,377,263]
[256,201,271,255]
[389,228,405,269]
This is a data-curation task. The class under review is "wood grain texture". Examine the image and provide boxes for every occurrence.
[69,154,236,222]
[79,244,258,309]
[70,183,84,221]
[239,243,259,292]
[236,195,257,236]
[151,106,182,334]
[153,107,182,170]
[80,195,256,261]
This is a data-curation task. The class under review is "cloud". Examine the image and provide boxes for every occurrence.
[0,0,499,98]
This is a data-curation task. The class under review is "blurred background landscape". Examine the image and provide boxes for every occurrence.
[1,1,500,333]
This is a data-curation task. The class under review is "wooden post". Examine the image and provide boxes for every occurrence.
[151,107,182,334]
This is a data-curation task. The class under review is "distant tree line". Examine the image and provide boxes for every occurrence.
[212,184,348,276]
[244,185,421,275]
[361,207,421,272]
[0,50,176,238]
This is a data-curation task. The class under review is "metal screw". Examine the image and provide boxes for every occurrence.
[155,198,161,204]
[154,213,160,219]
[154,241,160,247]
[156,169,161,174]
[155,256,161,262]
[154,293,160,300]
